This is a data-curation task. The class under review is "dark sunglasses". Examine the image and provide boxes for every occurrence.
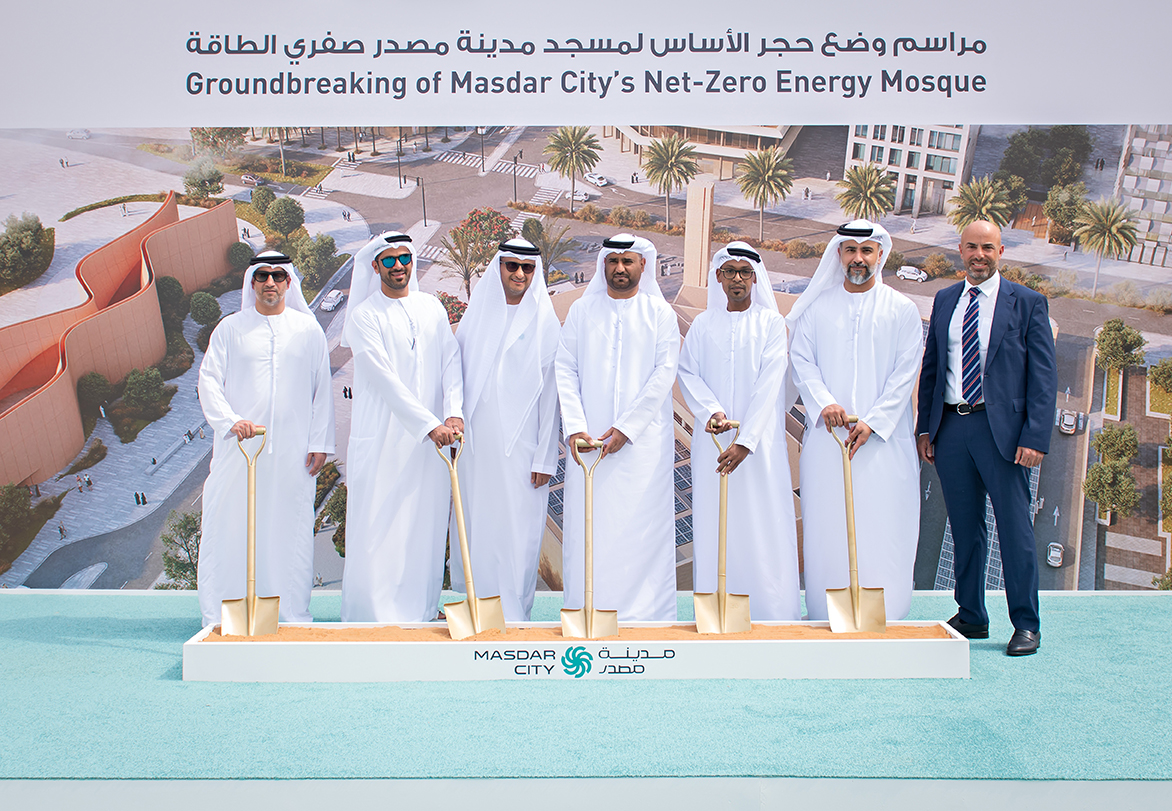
[380,254,413,268]
[252,269,289,282]
[504,260,537,274]
[719,267,756,281]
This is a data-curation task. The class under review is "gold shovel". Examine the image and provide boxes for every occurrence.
[561,438,618,639]
[694,418,751,634]
[221,427,280,637]
[826,417,886,633]
[436,435,506,640]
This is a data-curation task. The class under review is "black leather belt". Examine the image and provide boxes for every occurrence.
[945,402,985,415]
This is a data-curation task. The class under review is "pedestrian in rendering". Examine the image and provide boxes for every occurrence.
[917,220,1057,657]
[135,492,141,506]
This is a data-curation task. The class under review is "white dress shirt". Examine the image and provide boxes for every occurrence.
[944,271,1000,405]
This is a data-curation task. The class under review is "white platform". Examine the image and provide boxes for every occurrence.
[182,621,969,681]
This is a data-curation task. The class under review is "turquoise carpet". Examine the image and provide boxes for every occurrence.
[0,591,1168,781]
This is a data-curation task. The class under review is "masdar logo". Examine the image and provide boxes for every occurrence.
[561,646,592,678]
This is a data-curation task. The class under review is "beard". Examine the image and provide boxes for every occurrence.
[965,258,997,283]
[845,263,875,286]
[384,270,410,290]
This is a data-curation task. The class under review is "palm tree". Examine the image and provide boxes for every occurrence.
[522,217,578,283]
[736,147,794,241]
[438,227,494,299]
[543,126,602,214]
[947,176,1013,229]
[259,128,287,177]
[835,164,896,222]
[1074,198,1139,296]
[641,133,700,228]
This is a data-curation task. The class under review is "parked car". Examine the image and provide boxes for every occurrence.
[895,266,928,282]
[1046,542,1064,567]
[1058,409,1077,435]
[240,173,267,186]
[320,290,344,311]
[565,189,589,202]
[66,129,91,140]
[584,172,609,187]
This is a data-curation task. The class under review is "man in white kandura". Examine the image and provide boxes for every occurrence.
[788,221,922,621]
[555,234,681,621]
[677,243,800,620]
[452,238,560,621]
[340,232,464,622]
[197,251,335,628]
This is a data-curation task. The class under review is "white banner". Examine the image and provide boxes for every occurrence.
[3,0,1168,125]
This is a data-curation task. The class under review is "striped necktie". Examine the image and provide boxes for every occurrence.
[961,287,982,404]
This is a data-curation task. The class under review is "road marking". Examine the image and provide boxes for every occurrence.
[144,551,153,562]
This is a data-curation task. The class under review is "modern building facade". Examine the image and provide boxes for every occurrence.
[1113,125,1172,264]
[844,124,980,218]
[603,126,802,180]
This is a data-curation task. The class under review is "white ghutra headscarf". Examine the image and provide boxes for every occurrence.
[583,233,664,299]
[341,231,420,347]
[240,251,314,317]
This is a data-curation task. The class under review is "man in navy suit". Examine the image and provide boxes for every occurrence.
[917,221,1057,656]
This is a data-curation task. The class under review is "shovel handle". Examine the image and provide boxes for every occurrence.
[433,433,464,469]
[827,416,859,454]
[708,418,741,462]
[571,437,606,477]
[235,426,267,464]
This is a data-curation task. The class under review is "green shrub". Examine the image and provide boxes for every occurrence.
[608,205,632,227]
[0,214,55,287]
[124,367,165,408]
[630,209,653,228]
[884,250,905,271]
[227,241,254,272]
[923,253,956,278]
[577,203,605,224]
[189,291,222,326]
[265,197,305,238]
[77,372,111,414]
[197,323,217,352]
[784,239,816,259]
[250,186,276,214]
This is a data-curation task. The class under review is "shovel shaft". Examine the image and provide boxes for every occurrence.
[829,418,861,626]
[436,438,477,626]
[708,419,741,604]
[235,427,267,636]
[572,438,606,624]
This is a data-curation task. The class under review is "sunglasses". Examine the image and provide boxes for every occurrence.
[380,254,414,268]
[252,269,289,283]
[504,260,537,274]
[719,268,756,281]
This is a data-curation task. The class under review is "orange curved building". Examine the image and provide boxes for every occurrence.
[0,195,241,486]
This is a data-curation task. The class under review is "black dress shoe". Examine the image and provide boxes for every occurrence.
[947,614,989,639]
[1006,629,1041,656]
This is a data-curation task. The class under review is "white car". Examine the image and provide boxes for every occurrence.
[320,290,344,311]
[584,172,609,187]
[1058,409,1077,435]
[1046,542,1064,568]
[66,129,91,140]
[240,173,266,186]
[896,266,928,282]
[565,189,590,202]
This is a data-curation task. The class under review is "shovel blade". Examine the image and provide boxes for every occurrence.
[560,607,619,639]
[825,586,886,634]
[694,592,752,634]
[445,599,476,640]
[251,595,281,636]
[220,598,247,637]
[446,596,507,640]
[220,595,280,637]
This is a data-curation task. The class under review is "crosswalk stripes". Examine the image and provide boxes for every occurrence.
[529,188,562,205]
[417,244,449,262]
[490,161,540,179]
[509,211,542,231]
[301,188,329,200]
[432,150,487,169]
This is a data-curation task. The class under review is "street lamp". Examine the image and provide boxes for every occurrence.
[512,154,518,202]
[477,126,486,171]
[417,177,427,226]
[396,137,403,188]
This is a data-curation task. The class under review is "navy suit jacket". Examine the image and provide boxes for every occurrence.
[916,276,1057,462]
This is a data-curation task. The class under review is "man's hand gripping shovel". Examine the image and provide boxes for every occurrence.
[560,438,618,640]
[826,417,886,634]
[437,435,506,640]
[221,428,281,637]
[694,418,751,634]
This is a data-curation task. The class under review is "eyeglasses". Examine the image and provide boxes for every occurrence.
[719,268,756,281]
[503,260,537,274]
[252,269,289,283]
[380,254,413,268]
